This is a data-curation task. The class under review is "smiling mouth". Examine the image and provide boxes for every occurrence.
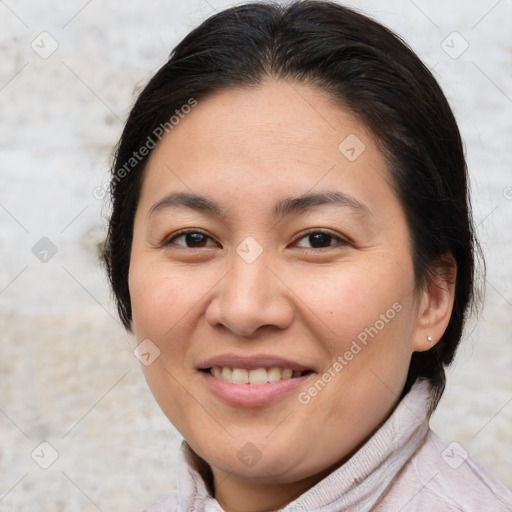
[203,366,312,385]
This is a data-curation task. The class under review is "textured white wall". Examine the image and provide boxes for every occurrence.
[1,1,510,510]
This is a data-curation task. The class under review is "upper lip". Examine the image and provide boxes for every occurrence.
[197,354,314,372]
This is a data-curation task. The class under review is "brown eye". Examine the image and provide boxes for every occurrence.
[294,230,347,249]
[165,231,216,248]
[307,233,333,248]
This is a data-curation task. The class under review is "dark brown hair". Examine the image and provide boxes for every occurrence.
[103,1,481,409]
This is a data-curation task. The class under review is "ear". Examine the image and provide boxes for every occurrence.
[412,256,457,352]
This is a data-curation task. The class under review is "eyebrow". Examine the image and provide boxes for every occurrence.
[147,191,370,220]
[272,191,370,218]
[147,192,226,219]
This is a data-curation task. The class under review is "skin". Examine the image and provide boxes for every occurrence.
[129,80,455,512]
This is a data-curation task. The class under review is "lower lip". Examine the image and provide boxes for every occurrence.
[200,371,311,407]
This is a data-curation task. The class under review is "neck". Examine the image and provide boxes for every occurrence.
[212,465,336,512]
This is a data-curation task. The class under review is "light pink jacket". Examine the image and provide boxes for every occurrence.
[144,381,512,511]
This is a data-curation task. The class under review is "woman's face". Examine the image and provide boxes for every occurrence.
[129,81,431,490]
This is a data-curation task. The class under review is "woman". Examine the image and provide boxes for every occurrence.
[103,1,512,510]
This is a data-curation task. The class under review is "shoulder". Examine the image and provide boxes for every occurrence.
[141,491,178,512]
[377,429,512,511]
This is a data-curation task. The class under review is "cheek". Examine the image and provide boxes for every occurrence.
[129,266,172,339]
[291,264,409,343]
[129,260,185,335]
[128,260,204,429]
[128,259,221,351]
[287,261,418,398]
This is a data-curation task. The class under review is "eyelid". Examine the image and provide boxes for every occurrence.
[161,228,350,249]
[161,228,219,247]
[291,228,351,248]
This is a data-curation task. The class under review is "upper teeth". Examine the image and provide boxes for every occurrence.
[210,366,302,385]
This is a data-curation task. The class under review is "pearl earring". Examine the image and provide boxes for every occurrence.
[427,336,433,342]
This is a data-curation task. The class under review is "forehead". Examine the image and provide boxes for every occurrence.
[139,80,396,216]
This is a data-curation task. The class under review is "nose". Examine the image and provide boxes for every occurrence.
[205,252,294,338]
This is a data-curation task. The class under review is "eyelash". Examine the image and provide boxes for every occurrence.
[162,229,349,250]
[294,229,349,249]
[162,229,217,248]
